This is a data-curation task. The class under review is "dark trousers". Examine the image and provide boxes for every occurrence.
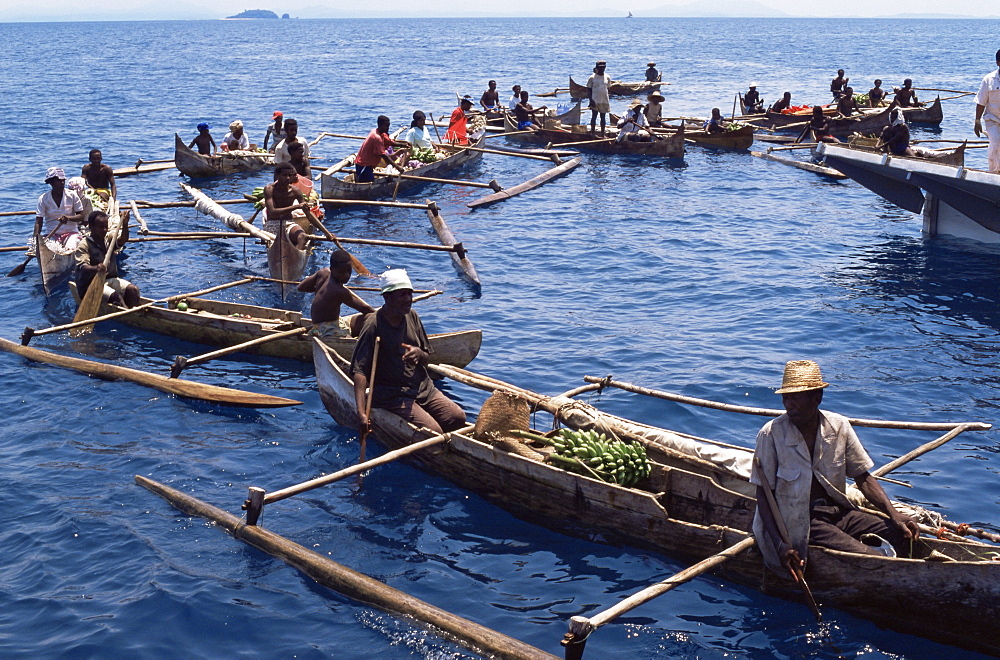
[379,388,466,434]
[355,165,375,183]
[810,502,908,557]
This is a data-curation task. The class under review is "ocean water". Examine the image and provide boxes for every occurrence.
[0,16,998,659]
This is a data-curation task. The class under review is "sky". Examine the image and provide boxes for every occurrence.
[0,0,995,22]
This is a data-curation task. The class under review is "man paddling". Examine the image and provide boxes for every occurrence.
[751,360,919,579]
[263,162,310,250]
[351,269,466,435]
[81,149,116,201]
[298,249,375,338]
[975,49,1000,173]
[36,167,85,249]
[75,210,140,308]
[587,60,612,137]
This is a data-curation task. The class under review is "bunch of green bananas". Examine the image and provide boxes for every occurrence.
[249,186,265,210]
[511,428,650,487]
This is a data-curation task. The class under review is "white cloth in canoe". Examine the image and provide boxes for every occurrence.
[546,395,753,478]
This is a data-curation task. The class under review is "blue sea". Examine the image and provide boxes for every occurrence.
[1,16,998,659]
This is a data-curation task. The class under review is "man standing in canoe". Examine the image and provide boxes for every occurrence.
[36,167,85,248]
[975,49,1000,173]
[274,118,311,164]
[263,162,311,250]
[298,249,375,338]
[354,115,404,183]
[480,80,501,116]
[830,69,849,100]
[263,111,286,152]
[351,269,466,435]
[188,123,216,155]
[751,360,919,578]
[444,96,474,144]
[81,149,116,201]
[587,60,612,137]
[75,210,140,308]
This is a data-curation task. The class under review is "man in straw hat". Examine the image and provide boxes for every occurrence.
[751,360,919,577]
[645,61,661,82]
[350,269,466,435]
[644,90,665,127]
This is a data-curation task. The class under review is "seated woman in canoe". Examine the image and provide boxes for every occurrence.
[401,111,435,150]
[798,106,839,144]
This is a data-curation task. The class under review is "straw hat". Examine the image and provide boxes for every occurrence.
[647,90,665,102]
[775,360,830,394]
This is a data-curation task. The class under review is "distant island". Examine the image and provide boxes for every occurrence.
[226,9,282,19]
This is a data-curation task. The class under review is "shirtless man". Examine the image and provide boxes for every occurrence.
[514,91,546,129]
[868,79,887,107]
[480,80,501,115]
[189,123,215,155]
[286,140,310,178]
[81,149,116,201]
[893,79,923,108]
[836,87,860,116]
[263,162,311,250]
[770,92,792,113]
[298,249,375,337]
[831,69,849,100]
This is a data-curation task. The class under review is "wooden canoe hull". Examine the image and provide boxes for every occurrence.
[839,138,966,167]
[900,96,943,124]
[568,76,661,100]
[174,134,272,178]
[0,337,300,407]
[97,294,482,367]
[681,124,755,150]
[505,116,685,157]
[320,138,485,202]
[313,341,1000,656]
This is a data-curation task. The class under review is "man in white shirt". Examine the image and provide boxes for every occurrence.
[587,60,612,136]
[274,118,311,164]
[221,120,250,152]
[974,49,1000,173]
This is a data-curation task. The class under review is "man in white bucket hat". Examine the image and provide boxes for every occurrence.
[751,360,919,577]
[350,268,466,435]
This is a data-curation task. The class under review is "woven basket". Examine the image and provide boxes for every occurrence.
[474,390,530,441]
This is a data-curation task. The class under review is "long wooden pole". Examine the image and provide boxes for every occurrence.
[170,327,309,378]
[318,198,432,210]
[580,376,991,431]
[0,245,29,253]
[438,143,560,163]
[129,233,254,243]
[136,476,558,660]
[22,277,256,343]
[304,233,462,253]
[754,457,822,622]
[131,198,252,209]
[562,536,756,657]
[359,337,380,463]
[871,424,974,477]
[373,171,501,190]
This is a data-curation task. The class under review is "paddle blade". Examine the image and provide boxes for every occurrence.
[7,256,31,277]
[69,273,107,337]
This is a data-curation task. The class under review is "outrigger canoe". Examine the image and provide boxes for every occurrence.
[320,137,485,202]
[504,114,685,158]
[679,123,756,150]
[568,77,661,100]
[313,341,1000,656]
[836,136,966,167]
[174,134,272,178]
[90,293,482,367]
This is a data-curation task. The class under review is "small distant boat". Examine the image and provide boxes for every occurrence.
[173,134,273,178]
[627,11,633,17]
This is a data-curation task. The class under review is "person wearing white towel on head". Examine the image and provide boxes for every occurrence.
[221,119,249,152]
[975,49,1000,173]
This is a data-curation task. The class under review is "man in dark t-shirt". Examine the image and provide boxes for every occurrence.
[350,268,466,434]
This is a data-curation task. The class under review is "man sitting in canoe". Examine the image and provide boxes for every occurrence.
[81,149,116,202]
[274,118,311,164]
[298,249,375,338]
[351,268,466,435]
[798,105,838,144]
[263,162,311,250]
[769,92,792,114]
[513,91,546,130]
[444,96,475,144]
[36,167,85,249]
[751,360,919,578]
[618,101,653,141]
[507,85,522,112]
[221,120,250,152]
[836,87,860,116]
[587,61,612,137]
[744,83,764,114]
[831,69,849,100]
[188,123,216,155]
[877,109,917,157]
[645,61,661,82]
[868,79,887,107]
[703,108,727,134]
[354,115,405,183]
[644,90,665,126]
[75,210,140,308]
[286,140,311,178]
[892,79,923,108]
[480,80,501,116]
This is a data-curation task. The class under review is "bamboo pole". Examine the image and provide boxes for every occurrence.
[129,233,254,242]
[170,326,309,378]
[303,234,463,253]
[766,143,818,152]
[138,477,558,660]
[562,536,755,657]
[871,424,975,477]
[437,143,560,163]
[21,277,257,342]
[581,376,992,432]
[0,245,29,253]
[913,87,972,95]
[372,171,502,190]
[548,137,617,148]
[318,198,432,210]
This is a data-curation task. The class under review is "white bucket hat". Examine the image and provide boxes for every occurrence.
[380,268,413,294]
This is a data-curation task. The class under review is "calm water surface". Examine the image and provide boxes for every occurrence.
[0,17,998,659]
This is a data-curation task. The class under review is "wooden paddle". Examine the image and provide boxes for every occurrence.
[754,457,822,622]
[70,200,124,336]
[427,113,445,143]
[359,336,380,463]
[8,219,61,277]
[171,326,309,378]
[309,214,370,276]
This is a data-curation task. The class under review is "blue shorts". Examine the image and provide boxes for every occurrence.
[517,120,532,130]
[355,165,375,183]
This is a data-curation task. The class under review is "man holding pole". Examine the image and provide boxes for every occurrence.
[350,269,465,435]
[751,360,918,578]
[75,210,140,308]
[298,249,374,338]
[974,49,1000,173]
